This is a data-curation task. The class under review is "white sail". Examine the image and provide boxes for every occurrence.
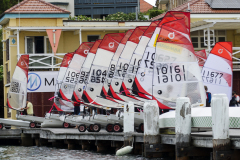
[201,42,233,101]
[107,26,149,103]
[7,55,29,110]
[54,52,74,111]
[152,18,205,109]
[72,40,102,103]
[82,33,125,108]
[58,42,94,110]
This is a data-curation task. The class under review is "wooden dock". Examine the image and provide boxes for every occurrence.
[1,128,240,159]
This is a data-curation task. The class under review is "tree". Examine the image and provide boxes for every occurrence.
[0,0,23,15]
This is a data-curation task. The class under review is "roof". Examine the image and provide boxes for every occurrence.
[4,0,70,14]
[151,0,240,21]
[205,0,240,9]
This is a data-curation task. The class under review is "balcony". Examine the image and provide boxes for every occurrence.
[18,53,65,70]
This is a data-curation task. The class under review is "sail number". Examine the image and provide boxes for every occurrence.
[156,65,186,83]
[90,69,106,83]
[11,82,20,93]
[108,64,116,78]
[65,71,79,83]
[202,70,223,84]
[78,71,90,84]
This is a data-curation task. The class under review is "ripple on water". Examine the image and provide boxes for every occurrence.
[0,146,166,160]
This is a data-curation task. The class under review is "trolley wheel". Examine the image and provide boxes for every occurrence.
[29,122,36,128]
[92,124,101,132]
[113,123,122,132]
[138,123,144,133]
[87,124,94,132]
[63,122,70,128]
[78,124,86,132]
[106,123,113,132]
[0,123,3,130]
[5,126,11,129]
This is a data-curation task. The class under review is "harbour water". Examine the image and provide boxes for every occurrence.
[0,146,155,160]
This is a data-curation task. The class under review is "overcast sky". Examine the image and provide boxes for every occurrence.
[145,0,156,6]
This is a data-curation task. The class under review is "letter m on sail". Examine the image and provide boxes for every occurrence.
[28,75,38,88]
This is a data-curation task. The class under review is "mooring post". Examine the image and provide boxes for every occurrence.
[211,94,231,160]
[124,101,134,146]
[143,100,160,157]
[175,97,191,160]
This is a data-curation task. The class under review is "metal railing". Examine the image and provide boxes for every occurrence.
[18,53,66,69]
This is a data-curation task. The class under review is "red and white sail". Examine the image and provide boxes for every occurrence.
[132,11,193,109]
[152,18,205,109]
[7,55,29,110]
[54,52,74,111]
[195,50,207,67]
[72,40,102,103]
[201,42,232,100]
[58,42,94,110]
[107,26,149,103]
[82,33,125,108]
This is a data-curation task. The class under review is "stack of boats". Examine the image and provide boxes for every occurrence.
[0,11,233,132]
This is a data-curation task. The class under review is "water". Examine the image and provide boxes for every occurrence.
[0,146,152,160]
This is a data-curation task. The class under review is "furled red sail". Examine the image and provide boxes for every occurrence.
[7,55,29,110]
[202,42,232,100]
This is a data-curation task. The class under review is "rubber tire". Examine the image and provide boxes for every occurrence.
[63,122,70,128]
[113,123,122,132]
[106,123,113,132]
[0,123,3,130]
[92,124,101,132]
[87,124,94,132]
[5,126,11,129]
[29,122,36,128]
[138,123,144,133]
[78,124,86,132]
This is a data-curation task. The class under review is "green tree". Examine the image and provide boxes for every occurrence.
[105,12,147,21]
[0,0,23,15]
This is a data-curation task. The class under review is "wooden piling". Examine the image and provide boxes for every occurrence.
[124,102,134,147]
[211,94,231,160]
[143,100,160,158]
[21,133,33,146]
[175,97,191,160]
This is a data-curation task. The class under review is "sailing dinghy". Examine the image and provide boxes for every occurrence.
[201,42,233,101]
[0,55,31,129]
[82,33,126,109]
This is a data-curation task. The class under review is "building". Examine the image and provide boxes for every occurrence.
[44,0,75,17]
[156,0,191,10]
[152,0,240,94]
[74,0,140,19]
[0,0,150,119]
[140,0,154,12]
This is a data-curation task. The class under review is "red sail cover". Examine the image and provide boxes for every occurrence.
[75,42,95,57]
[98,33,125,53]
[195,50,207,66]
[7,55,29,110]
[60,52,74,67]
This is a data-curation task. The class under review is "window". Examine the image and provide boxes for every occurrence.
[25,36,52,54]
[191,30,226,50]
[6,39,9,61]
[87,35,100,42]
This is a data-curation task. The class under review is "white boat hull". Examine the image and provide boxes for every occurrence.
[0,118,30,127]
